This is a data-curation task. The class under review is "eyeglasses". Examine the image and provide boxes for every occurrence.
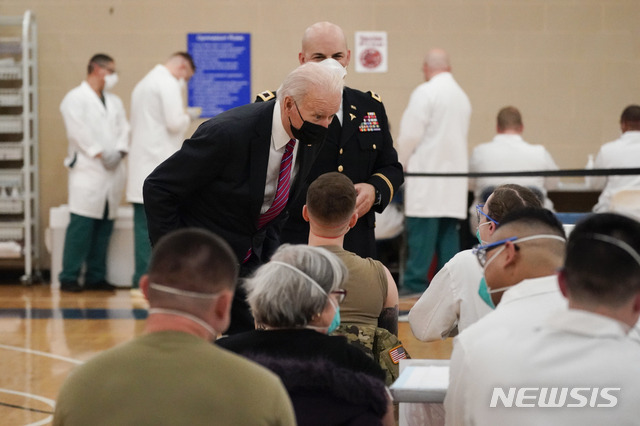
[100,64,117,74]
[473,234,567,267]
[476,204,499,225]
[331,289,347,304]
[473,237,517,267]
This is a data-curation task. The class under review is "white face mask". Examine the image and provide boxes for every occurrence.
[104,72,119,90]
[148,282,223,339]
[178,78,186,89]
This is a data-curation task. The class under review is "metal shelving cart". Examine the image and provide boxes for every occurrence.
[0,11,40,284]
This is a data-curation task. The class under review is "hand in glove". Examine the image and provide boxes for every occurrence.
[100,149,123,171]
[187,106,202,121]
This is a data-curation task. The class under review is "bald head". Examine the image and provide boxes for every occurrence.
[300,21,351,68]
[423,48,451,80]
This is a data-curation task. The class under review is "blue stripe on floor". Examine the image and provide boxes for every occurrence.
[0,308,148,320]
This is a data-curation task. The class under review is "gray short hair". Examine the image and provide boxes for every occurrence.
[278,61,344,105]
[244,244,347,328]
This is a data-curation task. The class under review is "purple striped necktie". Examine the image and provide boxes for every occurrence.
[259,138,297,228]
[243,138,297,263]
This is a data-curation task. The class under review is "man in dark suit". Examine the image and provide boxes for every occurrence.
[257,22,403,259]
[144,62,343,333]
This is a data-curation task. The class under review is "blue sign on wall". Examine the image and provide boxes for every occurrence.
[187,33,251,118]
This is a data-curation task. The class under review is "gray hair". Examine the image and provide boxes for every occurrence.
[277,61,344,105]
[244,244,348,328]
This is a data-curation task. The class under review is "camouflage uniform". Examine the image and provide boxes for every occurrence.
[333,323,410,386]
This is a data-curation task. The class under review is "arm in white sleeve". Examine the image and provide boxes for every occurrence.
[60,97,104,158]
[112,96,131,153]
[444,337,469,426]
[396,88,429,168]
[590,150,607,190]
[408,262,459,341]
[160,82,190,135]
[543,149,560,190]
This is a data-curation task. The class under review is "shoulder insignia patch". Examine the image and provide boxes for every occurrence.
[369,91,382,103]
[388,344,408,364]
[256,90,276,102]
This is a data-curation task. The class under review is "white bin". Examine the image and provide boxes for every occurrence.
[46,204,134,288]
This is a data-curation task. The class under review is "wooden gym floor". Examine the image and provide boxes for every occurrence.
[0,282,452,426]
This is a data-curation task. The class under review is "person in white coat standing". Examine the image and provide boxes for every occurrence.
[126,52,198,297]
[59,53,130,292]
[397,48,471,294]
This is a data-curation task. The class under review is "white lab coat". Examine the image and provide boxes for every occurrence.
[445,275,567,426]
[60,81,130,220]
[126,64,191,203]
[408,249,492,341]
[457,310,640,426]
[469,133,559,210]
[591,130,640,212]
[397,72,471,219]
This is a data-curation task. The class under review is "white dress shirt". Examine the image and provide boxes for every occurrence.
[409,249,492,341]
[458,309,640,425]
[592,130,640,213]
[469,133,559,209]
[262,100,299,214]
[445,275,567,426]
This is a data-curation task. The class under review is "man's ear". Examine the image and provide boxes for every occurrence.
[632,292,640,315]
[503,241,519,266]
[487,221,497,236]
[140,275,150,299]
[283,95,294,112]
[557,268,569,299]
[302,205,310,222]
[348,211,358,228]
[211,290,233,335]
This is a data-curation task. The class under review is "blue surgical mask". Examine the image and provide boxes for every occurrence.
[478,277,495,309]
[328,303,341,333]
[478,244,507,309]
[476,221,491,245]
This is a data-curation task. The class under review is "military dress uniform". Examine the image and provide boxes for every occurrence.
[256,87,403,259]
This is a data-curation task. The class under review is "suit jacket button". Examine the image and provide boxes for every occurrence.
[338,165,344,172]
[339,148,343,155]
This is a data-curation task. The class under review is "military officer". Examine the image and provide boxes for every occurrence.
[257,21,403,259]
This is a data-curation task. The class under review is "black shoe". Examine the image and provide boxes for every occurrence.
[60,281,83,293]
[85,280,118,291]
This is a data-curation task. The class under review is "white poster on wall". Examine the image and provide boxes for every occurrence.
[354,31,388,73]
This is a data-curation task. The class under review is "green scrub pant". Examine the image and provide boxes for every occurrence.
[403,217,460,292]
[58,204,114,284]
[132,203,151,289]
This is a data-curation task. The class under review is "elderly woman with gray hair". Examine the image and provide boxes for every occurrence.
[216,244,393,426]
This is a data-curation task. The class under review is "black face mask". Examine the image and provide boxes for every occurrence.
[288,101,330,146]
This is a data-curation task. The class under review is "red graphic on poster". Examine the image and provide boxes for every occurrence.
[360,48,382,69]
